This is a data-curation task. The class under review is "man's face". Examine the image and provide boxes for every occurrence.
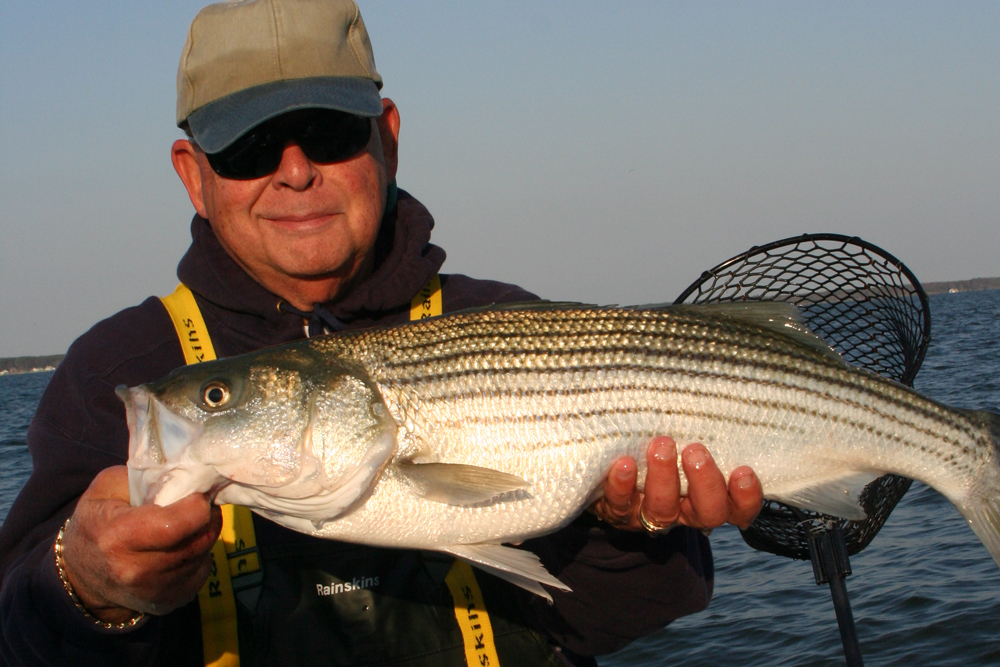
[172,99,400,309]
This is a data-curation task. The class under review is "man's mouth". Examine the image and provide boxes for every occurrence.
[264,212,341,231]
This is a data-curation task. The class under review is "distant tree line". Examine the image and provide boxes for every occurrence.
[922,277,1000,295]
[0,355,65,375]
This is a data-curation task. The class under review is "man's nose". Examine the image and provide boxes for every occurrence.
[272,142,318,190]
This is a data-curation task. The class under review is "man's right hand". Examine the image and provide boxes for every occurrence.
[59,466,222,622]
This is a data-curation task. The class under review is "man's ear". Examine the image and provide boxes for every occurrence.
[376,98,400,182]
[171,139,210,219]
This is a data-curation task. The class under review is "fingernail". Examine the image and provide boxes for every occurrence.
[650,442,670,462]
[614,460,634,481]
[684,446,709,469]
[735,472,755,490]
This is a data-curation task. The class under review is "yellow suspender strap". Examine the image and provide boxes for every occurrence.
[444,562,503,667]
[160,284,261,667]
[160,283,217,364]
[409,273,443,321]
[161,280,493,666]
[411,277,501,667]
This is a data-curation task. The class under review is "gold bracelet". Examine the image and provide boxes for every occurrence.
[54,516,145,631]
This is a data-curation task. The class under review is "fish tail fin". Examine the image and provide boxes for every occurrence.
[960,491,1000,570]
[956,409,1000,569]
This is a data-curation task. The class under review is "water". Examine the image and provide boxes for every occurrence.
[0,371,49,522]
[1,291,998,666]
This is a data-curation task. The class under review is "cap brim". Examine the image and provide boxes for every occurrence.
[186,77,383,154]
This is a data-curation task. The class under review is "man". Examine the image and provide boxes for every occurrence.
[0,1,762,665]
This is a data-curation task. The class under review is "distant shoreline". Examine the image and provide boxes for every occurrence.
[1,278,996,371]
[0,355,64,376]
[921,276,1000,295]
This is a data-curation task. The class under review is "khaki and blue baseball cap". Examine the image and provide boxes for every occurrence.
[177,0,383,154]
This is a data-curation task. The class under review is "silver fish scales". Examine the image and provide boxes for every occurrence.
[120,302,1000,598]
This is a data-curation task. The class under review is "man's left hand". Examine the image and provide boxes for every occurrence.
[591,436,763,534]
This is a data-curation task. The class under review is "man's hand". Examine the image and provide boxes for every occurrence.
[59,466,222,622]
[591,436,763,533]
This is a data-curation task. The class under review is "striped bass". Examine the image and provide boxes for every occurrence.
[118,302,1000,597]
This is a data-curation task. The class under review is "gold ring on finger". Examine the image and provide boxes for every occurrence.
[638,506,677,536]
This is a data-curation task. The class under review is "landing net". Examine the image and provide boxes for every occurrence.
[676,233,931,560]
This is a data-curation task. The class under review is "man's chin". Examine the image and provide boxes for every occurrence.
[264,255,372,302]
[277,260,356,282]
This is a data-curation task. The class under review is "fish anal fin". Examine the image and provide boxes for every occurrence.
[441,544,571,602]
[767,471,879,521]
[398,462,530,506]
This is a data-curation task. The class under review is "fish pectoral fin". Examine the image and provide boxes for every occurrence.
[767,471,879,521]
[397,462,529,506]
[441,544,571,602]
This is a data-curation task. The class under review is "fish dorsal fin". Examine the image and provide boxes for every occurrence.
[678,302,845,364]
[441,544,572,601]
[398,462,530,506]
[444,300,603,317]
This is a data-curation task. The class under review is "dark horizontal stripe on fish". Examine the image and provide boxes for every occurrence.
[403,376,971,458]
[383,347,905,413]
[376,318,845,366]
[426,401,807,438]
[381,343,840,390]
[384,360,978,454]
[382,318,754,352]
[378,325,829,373]
[414,397,928,458]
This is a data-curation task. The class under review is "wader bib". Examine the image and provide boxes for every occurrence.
[161,280,562,667]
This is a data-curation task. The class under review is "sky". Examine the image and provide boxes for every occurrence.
[1,2,998,358]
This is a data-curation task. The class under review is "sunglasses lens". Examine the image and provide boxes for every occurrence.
[204,110,373,180]
[299,113,372,164]
[206,129,283,180]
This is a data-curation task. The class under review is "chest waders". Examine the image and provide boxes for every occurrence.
[160,278,518,667]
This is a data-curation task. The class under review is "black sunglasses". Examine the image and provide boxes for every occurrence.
[204,109,373,180]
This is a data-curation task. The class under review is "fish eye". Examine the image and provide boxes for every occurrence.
[202,381,231,409]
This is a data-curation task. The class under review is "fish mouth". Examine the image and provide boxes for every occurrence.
[116,384,210,507]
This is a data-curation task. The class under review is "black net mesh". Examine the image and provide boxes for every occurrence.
[675,233,931,560]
